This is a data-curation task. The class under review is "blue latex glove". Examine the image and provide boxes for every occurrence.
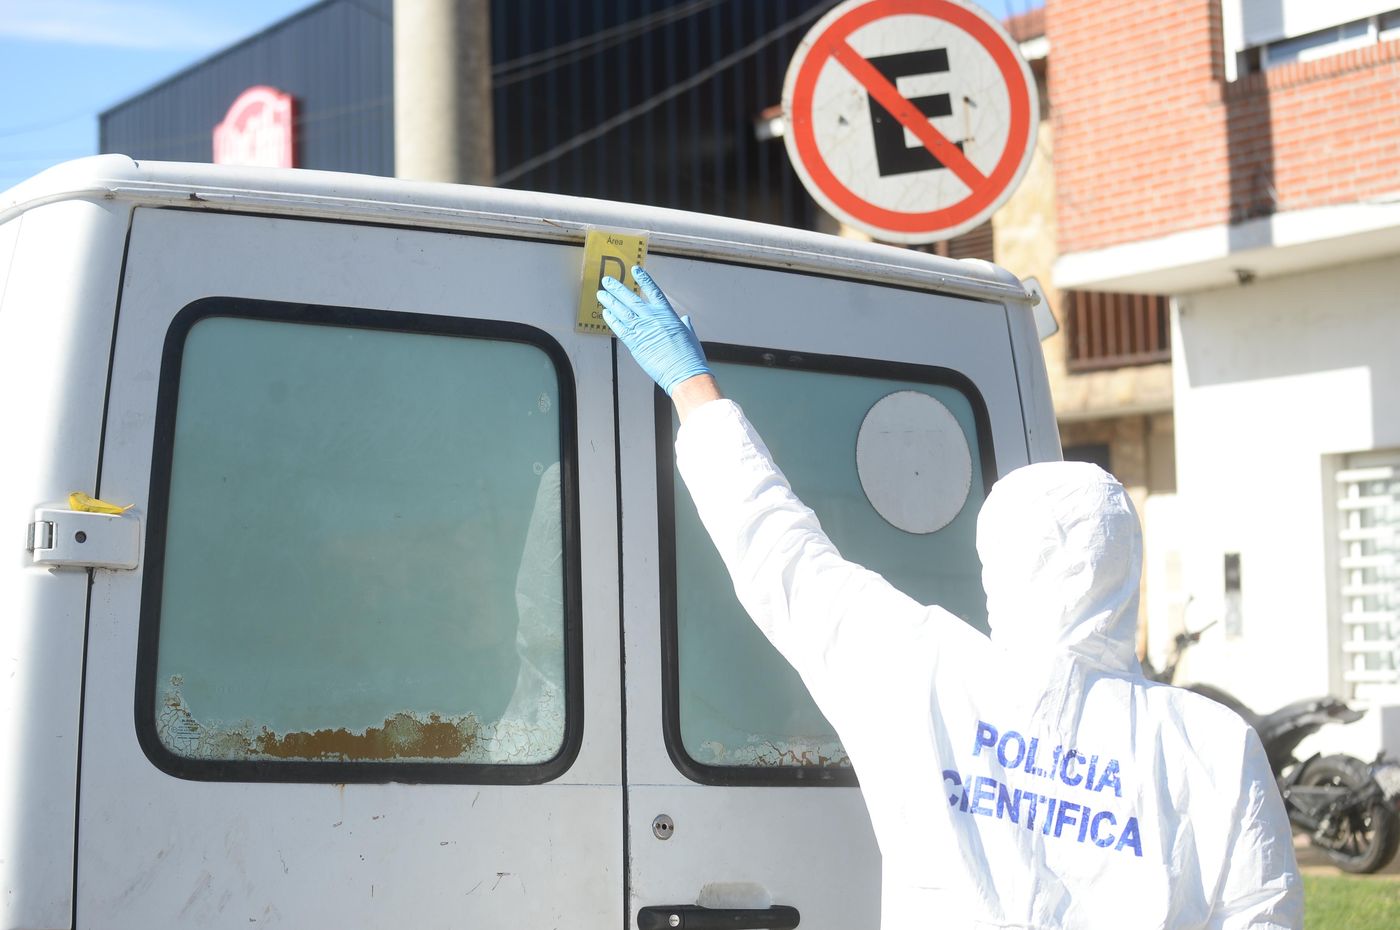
[597,266,710,395]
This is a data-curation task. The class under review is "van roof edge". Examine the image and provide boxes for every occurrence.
[2,156,1029,305]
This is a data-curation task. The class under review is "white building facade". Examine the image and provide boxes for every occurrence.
[1050,0,1400,755]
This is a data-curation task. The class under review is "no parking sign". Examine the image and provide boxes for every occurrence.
[782,0,1039,244]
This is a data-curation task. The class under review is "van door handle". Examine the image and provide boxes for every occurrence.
[636,904,799,930]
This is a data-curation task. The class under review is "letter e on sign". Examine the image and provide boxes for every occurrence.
[781,0,1038,244]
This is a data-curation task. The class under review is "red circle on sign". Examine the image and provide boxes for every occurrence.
[787,0,1034,237]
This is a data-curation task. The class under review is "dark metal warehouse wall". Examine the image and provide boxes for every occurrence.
[100,0,833,230]
[492,0,832,228]
[100,0,395,176]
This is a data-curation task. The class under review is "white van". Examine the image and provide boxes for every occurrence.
[1,156,1058,930]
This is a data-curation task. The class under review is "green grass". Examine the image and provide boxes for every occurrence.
[1304,874,1400,928]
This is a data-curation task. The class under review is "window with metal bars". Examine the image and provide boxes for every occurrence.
[1335,450,1400,704]
[1063,290,1171,371]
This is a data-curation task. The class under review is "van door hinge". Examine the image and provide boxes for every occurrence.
[27,507,140,570]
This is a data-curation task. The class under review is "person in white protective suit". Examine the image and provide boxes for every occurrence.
[598,268,1302,930]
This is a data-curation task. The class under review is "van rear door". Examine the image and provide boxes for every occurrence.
[618,256,1029,928]
[79,206,623,929]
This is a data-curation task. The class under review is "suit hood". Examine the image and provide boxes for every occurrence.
[975,461,1142,672]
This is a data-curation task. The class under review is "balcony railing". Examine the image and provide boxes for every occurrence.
[1064,290,1171,371]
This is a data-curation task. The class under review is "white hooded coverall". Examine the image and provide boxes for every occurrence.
[674,399,1302,930]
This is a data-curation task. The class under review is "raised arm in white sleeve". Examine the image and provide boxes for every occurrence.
[673,397,982,720]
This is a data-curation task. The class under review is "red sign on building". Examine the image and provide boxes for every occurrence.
[213,86,297,169]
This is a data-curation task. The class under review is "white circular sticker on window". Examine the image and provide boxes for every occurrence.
[856,391,973,535]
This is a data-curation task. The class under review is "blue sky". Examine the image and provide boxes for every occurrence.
[0,0,1041,191]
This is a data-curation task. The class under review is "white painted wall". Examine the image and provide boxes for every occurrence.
[1226,0,1397,47]
[1168,254,1400,755]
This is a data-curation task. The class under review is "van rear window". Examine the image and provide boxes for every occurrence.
[658,347,994,786]
[136,299,581,784]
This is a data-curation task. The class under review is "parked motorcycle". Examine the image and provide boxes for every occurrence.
[1143,623,1400,873]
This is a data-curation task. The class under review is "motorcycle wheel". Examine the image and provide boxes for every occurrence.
[1298,754,1400,874]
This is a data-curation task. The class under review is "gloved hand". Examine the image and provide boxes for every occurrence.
[598,266,710,396]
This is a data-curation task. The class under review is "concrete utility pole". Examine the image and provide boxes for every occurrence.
[393,0,494,185]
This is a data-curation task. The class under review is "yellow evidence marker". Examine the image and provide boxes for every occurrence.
[577,228,648,335]
[68,491,133,514]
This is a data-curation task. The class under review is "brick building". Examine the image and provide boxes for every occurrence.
[1046,0,1400,754]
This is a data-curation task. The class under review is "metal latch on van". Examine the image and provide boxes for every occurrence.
[27,507,140,570]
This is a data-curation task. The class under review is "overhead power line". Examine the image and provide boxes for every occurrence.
[350,0,730,88]
[97,95,394,155]
[495,3,831,186]
[344,0,391,24]
[0,111,93,139]
[491,0,728,86]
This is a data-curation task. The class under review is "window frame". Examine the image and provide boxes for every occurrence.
[654,342,999,787]
[134,296,585,785]
[1229,5,1398,77]
[1330,448,1400,705]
